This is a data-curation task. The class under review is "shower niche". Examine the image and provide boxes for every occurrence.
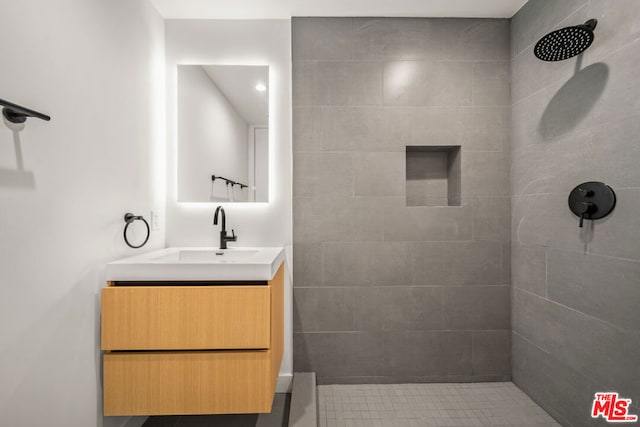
[406,145,461,207]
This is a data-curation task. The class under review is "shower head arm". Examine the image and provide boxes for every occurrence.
[580,19,598,31]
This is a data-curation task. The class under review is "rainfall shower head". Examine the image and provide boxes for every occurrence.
[534,19,597,61]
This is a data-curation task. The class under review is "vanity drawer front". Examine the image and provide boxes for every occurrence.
[101,286,270,350]
[103,351,275,416]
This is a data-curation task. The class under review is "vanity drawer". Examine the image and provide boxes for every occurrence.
[103,351,276,415]
[101,286,270,350]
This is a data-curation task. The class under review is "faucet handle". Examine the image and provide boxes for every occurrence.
[227,229,237,241]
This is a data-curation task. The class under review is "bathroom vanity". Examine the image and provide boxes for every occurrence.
[101,247,285,416]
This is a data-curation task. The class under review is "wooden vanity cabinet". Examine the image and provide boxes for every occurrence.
[101,262,284,416]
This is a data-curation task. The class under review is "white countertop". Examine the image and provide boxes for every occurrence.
[106,246,285,282]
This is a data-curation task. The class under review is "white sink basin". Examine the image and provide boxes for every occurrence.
[106,247,285,281]
[159,249,260,263]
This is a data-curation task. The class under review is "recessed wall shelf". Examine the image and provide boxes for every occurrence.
[406,146,461,207]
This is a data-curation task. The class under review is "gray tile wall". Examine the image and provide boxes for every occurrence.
[292,17,511,384]
[510,1,640,426]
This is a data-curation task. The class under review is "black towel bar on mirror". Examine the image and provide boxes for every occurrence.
[211,174,248,189]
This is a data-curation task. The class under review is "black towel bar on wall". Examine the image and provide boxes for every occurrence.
[0,98,51,124]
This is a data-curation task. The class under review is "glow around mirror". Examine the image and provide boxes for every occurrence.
[177,64,269,203]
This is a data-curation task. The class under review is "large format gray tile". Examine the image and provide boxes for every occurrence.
[354,152,405,197]
[472,330,511,376]
[512,190,640,261]
[322,106,409,152]
[408,107,470,151]
[464,107,510,152]
[352,18,444,60]
[510,87,549,152]
[512,332,599,427]
[293,196,385,243]
[293,242,323,288]
[511,194,584,252]
[511,40,580,104]
[586,188,640,262]
[323,242,412,286]
[502,241,512,286]
[293,332,389,378]
[472,196,511,242]
[408,107,466,147]
[444,286,510,330]
[406,107,509,152]
[511,2,640,425]
[291,16,511,385]
[587,0,640,62]
[382,199,473,241]
[547,249,640,330]
[444,18,510,61]
[383,61,473,106]
[536,62,609,142]
[354,286,444,331]
[293,152,353,198]
[292,106,323,152]
[292,17,353,61]
[511,243,547,297]
[462,151,508,197]
[581,38,640,132]
[512,288,640,405]
[510,128,600,196]
[532,46,639,143]
[384,331,472,377]
[412,241,503,286]
[293,61,383,106]
[293,287,354,332]
[472,62,511,106]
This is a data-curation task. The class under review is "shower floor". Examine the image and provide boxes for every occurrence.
[318,382,559,427]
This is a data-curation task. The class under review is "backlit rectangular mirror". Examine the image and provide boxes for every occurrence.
[177,64,269,203]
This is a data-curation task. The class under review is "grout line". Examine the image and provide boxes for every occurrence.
[514,287,631,334]
[544,249,548,299]
[441,286,446,330]
[512,330,551,355]
[296,328,513,334]
[320,241,325,287]
[295,285,510,289]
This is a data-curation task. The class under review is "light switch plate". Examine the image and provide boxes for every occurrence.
[151,210,161,231]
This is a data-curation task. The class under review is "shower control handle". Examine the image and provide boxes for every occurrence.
[576,202,594,228]
[578,188,594,198]
[568,182,616,229]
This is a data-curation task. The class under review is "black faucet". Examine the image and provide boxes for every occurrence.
[213,206,237,249]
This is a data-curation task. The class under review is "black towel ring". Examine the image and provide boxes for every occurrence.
[123,213,150,249]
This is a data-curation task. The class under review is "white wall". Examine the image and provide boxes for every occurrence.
[0,1,166,426]
[254,127,269,202]
[178,65,249,203]
[165,19,293,389]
